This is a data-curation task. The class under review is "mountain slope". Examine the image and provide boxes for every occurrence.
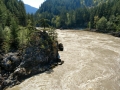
[35,0,120,31]
[37,0,80,15]
[35,0,110,27]
[25,4,38,14]
[36,0,110,15]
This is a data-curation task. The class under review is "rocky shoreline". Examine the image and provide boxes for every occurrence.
[0,52,21,90]
[86,29,120,37]
[109,31,120,37]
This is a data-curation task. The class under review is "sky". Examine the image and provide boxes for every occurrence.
[22,0,45,8]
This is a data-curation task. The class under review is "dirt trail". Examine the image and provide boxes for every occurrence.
[7,30,120,90]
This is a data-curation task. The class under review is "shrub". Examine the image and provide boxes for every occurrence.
[2,26,11,52]
[96,16,107,32]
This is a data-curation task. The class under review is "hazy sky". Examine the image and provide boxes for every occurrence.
[22,0,45,8]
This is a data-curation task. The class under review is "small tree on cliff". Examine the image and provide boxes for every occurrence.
[38,18,50,29]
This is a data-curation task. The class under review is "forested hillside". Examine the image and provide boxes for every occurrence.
[89,0,120,32]
[36,0,111,15]
[0,0,35,52]
[35,0,120,33]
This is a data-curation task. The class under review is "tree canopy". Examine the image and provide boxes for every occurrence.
[35,0,120,32]
[0,0,35,52]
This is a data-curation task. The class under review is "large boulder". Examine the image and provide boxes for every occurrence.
[58,43,64,51]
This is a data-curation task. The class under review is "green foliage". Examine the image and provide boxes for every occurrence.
[40,44,45,49]
[17,27,31,47]
[94,16,99,29]
[116,15,120,31]
[0,25,3,40]
[89,0,120,32]
[35,0,120,32]
[0,0,35,52]
[116,25,120,32]
[10,18,19,48]
[2,27,11,42]
[1,25,32,52]
[38,18,50,29]
[106,21,116,31]
[52,16,61,28]
[106,15,120,32]
[35,0,112,28]
[5,0,27,26]
[48,28,57,41]
[2,26,11,52]
[88,22,91,29]
[18,0,27,26]
[109,15,116,23]
[96,17,107,31]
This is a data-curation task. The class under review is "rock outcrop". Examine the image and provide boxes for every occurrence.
[0,30,64,89]
[58,43,64,51]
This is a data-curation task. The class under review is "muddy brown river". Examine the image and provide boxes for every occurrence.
[7,30,120,90]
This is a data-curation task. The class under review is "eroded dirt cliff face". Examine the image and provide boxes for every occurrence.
[7,30,120,90]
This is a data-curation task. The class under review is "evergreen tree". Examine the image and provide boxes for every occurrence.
[10,18,18,49]
[38,18,50,29]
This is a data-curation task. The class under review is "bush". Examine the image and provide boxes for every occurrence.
[17,27,32,48]
[116,25,120,32]
[2,26,11,52]
[106,21,116,32]
[96,16,107,32]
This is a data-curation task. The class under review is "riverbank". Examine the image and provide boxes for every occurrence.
[85,28,120,37]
